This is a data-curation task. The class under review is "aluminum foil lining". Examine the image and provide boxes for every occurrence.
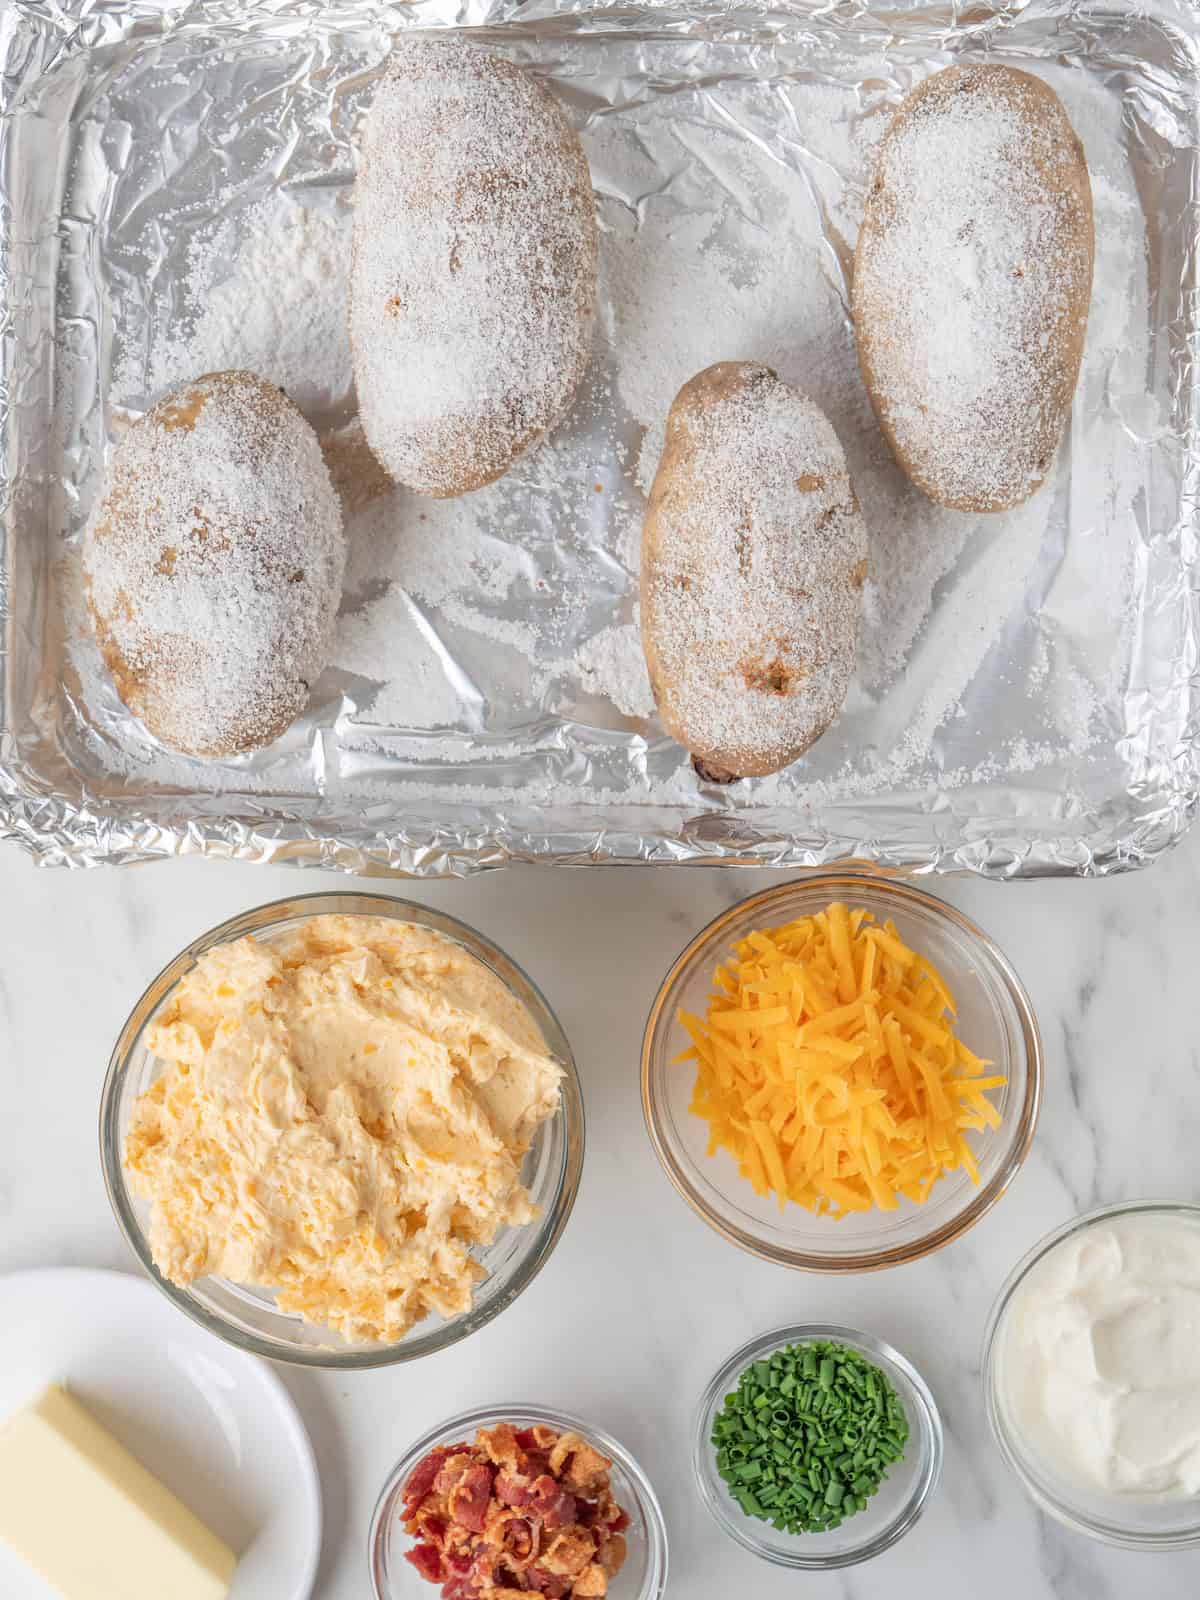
[1,0,1197,876]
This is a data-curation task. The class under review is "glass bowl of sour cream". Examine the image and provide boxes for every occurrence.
[983,1200,1200,1549]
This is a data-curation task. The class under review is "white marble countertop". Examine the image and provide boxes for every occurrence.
[2,835,1199,1599]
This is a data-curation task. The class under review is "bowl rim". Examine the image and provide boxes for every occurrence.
[98,890,586,1370]
[981,1197,1200,1550]
[641,870,1043,1272]
[367,1401,669,1600]
[692,1320,943,1570]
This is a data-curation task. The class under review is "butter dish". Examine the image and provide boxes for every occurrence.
[0,1268,321,1600]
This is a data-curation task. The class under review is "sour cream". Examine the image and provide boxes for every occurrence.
[999,1212,1200,1498]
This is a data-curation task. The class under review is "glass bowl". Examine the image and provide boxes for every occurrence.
[369,1403,668,1600]
[694,1322,942,1569]
[642,871,1042,1272]
[983,1199,1200,1550]
[99,892,585,1369]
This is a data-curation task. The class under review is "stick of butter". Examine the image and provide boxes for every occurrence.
[0,1384,237,1600]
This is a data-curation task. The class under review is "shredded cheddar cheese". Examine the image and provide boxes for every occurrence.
[675,902,1005,1216]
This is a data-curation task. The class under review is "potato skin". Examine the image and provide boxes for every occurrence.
[351,40,598,498]
[83,371,344,757]
[641,362,868,780]
[852,65,1094,513]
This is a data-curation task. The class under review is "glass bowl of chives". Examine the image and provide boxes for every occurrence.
[694,1322,942,1569]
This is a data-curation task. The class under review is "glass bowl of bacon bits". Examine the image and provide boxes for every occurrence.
[369,1405,669,1600]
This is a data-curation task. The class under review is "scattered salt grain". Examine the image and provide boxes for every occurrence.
[573,617,655,719]
[336,583,469,730]
[115,201,353,421]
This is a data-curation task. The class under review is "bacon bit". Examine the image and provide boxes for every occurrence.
[573,1565,609,1598]
[548,1434,580,1475]
[549,1435,612,1495]
[484,1502,540,1567]
[469,1547,497,1586]
[541,1527,596,1578]
[404,1543,444,1583]
[449,1463,494,1533]
[495,1470,534,1508]
[591,1491,616,1525]
[527,1570,571,1599]
[501,1516,535,1563]
[434,1451,477,1498]
[443,1521,474,1555]
[415,1512,447,1545]
[530,1475,576,1530]
[405,1446,452,1510]
[478,1424,524,1470]
[597,1533,626,1577]
[470,1547,527,1595]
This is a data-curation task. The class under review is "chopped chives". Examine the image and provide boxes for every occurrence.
[712,1339,909,1536]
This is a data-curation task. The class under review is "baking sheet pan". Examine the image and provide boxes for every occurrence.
[0,0,1197,875]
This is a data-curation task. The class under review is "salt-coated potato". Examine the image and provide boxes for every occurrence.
[83,371,345,758]
[641,362,868,782]
[852,64,1094,513]
[351,39,598,498]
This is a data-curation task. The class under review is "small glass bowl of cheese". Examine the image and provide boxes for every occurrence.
[100,892,585,1369]
[642,871,1042,1272]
